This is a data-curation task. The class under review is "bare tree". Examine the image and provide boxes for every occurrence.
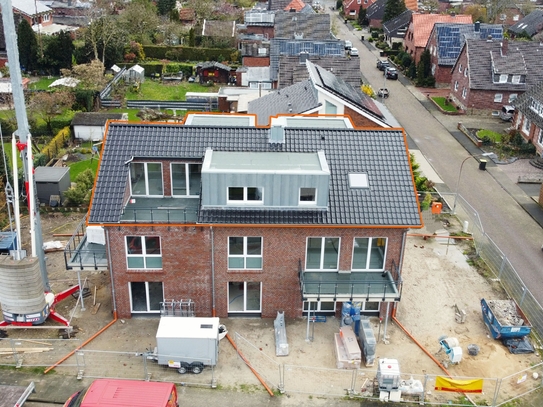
[29,91,75,135]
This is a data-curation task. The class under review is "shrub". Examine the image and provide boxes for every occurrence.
[63,168,94,206]
[41,126,71,161]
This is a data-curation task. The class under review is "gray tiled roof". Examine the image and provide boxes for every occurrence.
[268,0,294,11]
[196,61,232,71]
[512,81,543,130]
[463,39,543,91]
[383,10,412,38]
[508,10,543,37]
[367,0,386,21]
[274,12,331,40]
[248,79,320,125]
[71,113,125,127]
[307,61,384,120]
[89,123,421,227]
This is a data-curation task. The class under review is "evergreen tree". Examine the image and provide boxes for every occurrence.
[416,49,435,87]
[17,20,38,72]
[357,8,368,26]
[157,0,176,15]
[40,31,74,75]
[383,0,407,23]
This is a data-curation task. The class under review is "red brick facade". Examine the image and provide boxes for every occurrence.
[107,223,405,320]
[345,106,386,128]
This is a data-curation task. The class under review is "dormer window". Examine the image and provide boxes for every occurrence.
[228,187,263,204]
[498,74,508,83]
[512,75,521,84]
[300,187,316,204]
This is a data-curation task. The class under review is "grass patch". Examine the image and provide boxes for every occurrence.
[68,158,99,181]
[431,96,458,112]
[107,108,141,121]
[124,81,219,101]
[477,129,503,143]
[28,76,59,90]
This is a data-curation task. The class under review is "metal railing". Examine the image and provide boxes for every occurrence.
[120,207,199,223]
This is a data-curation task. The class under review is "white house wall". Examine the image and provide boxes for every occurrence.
[74,125,106,141]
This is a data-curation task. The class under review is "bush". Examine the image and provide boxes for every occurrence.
[41,126,71,161]
[63,168,94,206]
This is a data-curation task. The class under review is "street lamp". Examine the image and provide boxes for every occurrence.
[452,153,492,214]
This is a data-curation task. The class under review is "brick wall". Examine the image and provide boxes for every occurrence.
[107,224,406,319]
[242,56,271,67]
[344,106,386,128]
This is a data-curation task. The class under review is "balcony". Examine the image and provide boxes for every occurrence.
[64,217,108,271]
[299,261,401,302]
[121,197,199,223]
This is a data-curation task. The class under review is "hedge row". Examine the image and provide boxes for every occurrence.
[41,126,71,161]
[142,45,240,64]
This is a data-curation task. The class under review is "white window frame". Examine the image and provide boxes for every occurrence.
[228,236,263,270]
[299,187,316,205]
[498,74,508,83]
[130,162,163,196]
[227,186,263,204]
[512,75,521,84]
[537,129,543,146]
[462,87,467,99]
[227,282,262,313]
[303,300,337,313]
[522,118,531,134]
[458,63,462,73]
[464,68,468,77]
[126,236,162,269]
[454,81,458,91]
[508,94,518,103]
[325,100,337,115]
[129,281,163,313]
[171,163,201,197]
[42,13,50,22]
[305,237,340,271]
[494,93,503,103]
[351,237,387,271]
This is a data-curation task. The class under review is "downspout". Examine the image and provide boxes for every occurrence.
[44,227,118,373]
[211,226,216,317]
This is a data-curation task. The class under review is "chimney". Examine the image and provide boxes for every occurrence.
[474,21,480,33]
[500,39,509,56]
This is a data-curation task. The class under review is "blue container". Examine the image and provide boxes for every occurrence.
[481,298,531,340]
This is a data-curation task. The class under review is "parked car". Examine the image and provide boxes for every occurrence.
[384,67,398,80]
[499,105,515,121]
[349,47,359,57]
[377,59,390,71]
[344,40,352,50]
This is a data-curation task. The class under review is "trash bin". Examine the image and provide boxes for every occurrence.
[479,159,487,171]
[361,35,364,41]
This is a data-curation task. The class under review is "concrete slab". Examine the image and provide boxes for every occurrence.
[410,149,444,184]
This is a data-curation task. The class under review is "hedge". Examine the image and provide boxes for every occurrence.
[142,45,240,64]
[41,126,71,161]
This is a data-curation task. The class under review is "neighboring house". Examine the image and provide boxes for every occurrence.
[178,8,196,25]
[270,39,348,88]
[366,0,386,29]
[71,113,127,142]
[403,13,472,65]
[274,12,331,41]
[268,0,293,11]
[237,11,274,71]
[201,20,237,47]
[13,0,53,29]
[382,9,412,47]
[426,22,503,86]
[511,81,543,156]
[508,10,543,39]
[196,62,233,84]
[249,60,397,127]
[284,0,314,13]
[449,39,543,112]
[343,0,362,20]
[75,114,422,320]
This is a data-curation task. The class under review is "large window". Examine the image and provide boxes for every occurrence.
[494,94,503,103]
[227,187,263,204]
[299,187,316,204]
[129,282,163,313]
[171,163,201,196]
[126,236,162,269]
[352,237,387,270]
[325,100,338,114]
[228,282,262,314]
[522,118,531,134]
[228,237,262,269]
[130,162,163,196]
[305,237,340,270]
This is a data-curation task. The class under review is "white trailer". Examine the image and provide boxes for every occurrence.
[154,317,220,374]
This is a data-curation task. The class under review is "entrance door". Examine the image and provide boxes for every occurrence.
[228,282,261,316]
[129,282,163,313]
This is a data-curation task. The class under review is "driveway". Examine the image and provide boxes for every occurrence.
[327,7,543,308]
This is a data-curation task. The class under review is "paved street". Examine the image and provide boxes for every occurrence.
[330,10,543,309]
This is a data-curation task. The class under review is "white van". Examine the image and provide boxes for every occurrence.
[499,105,515,121]
[344,40,352,50]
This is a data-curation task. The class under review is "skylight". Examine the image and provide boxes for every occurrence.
[349,173,369,188]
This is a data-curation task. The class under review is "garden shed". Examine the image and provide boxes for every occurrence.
[125,64,145,83]
[34,167,71,206]
[196,62,233,84]
[72,112,127,141]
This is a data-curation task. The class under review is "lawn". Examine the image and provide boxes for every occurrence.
[124,80,220,101]
[477,129,503,143]
[431,97,459,112]
[68,158,99,181]
[28,77,59,90]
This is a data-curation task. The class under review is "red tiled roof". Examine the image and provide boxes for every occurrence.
[179,8,195,21]
[284,0,306,11]
[412,14,472,47]
[405,0,418,11]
